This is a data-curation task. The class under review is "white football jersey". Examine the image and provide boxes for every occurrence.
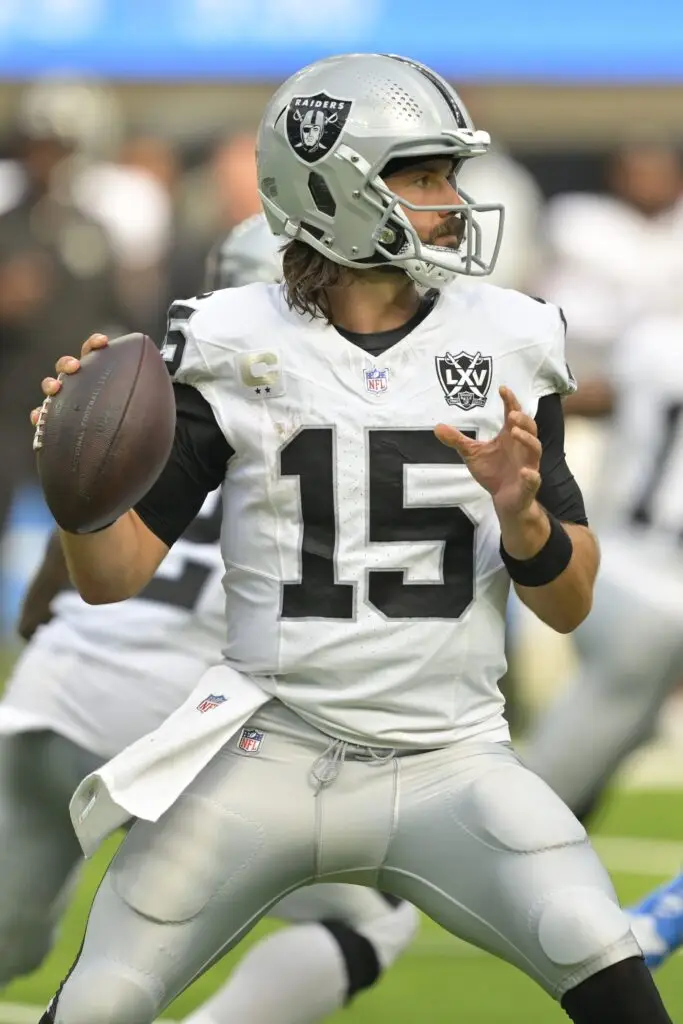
[0,491,226,756]
[165,280,574,748]
[598,315,683,547]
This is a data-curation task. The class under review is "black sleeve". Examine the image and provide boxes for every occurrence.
[535,393,588,526]
[134,383,234,547]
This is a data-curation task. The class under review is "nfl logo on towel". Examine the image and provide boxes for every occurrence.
[196,694,227,714]
[364,368,389,394]
[238,728,265,753]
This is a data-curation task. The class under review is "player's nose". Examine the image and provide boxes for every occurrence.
[439,181,463,214]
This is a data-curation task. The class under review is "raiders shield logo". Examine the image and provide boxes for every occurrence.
[286,92,353,164]
[436,351,493,410]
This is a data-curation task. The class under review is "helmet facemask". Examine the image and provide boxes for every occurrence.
[265,136,504,289]
[371,172,505,288]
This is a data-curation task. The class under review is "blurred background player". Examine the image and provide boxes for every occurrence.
[522,302,683,972]
[524,307,683,819]
[537,143,683,497]
[457,146,544,294]
[540,144,683,390]
[0,215,417,1023]
[504,142,683,740]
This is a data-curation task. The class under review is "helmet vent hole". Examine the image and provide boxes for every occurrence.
[308,172,336,217]
[359,75,423,122]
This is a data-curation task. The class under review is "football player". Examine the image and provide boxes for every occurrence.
[520,307,683,969]
[524,307,683,821]
[0,215,417,1023]
[32,54,672,1024]
[204,213,282,290]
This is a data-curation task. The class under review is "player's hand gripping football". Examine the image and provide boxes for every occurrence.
[29,334,109,426]
[435,386,541,519]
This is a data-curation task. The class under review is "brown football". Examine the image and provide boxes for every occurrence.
[34,333,176,534]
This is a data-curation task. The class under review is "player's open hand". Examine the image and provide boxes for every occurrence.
[30,335,109,427]
[435,386,542,518]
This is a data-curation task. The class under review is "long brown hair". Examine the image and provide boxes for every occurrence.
[281,239,344,323]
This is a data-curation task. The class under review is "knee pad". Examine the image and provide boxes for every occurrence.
[536,887,633,967]
[52,965,160,1024]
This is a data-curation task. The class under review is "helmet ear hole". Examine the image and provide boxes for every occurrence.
[300,222,326,243]
[380,220,408,256]
[308,172,336,216]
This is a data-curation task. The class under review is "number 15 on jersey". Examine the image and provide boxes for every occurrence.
[280,427,477,622]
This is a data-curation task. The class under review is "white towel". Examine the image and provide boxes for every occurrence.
[70,664,271,857]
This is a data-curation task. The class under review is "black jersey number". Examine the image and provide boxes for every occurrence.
[160,301,207,376]
[280,429,355,618]
[279,428,475,620]
[139,491,222,610]
[631,401,683,529]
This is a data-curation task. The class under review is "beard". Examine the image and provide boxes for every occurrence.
[427,212,466,248]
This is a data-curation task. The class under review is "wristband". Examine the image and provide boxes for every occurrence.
[500,513,573,587]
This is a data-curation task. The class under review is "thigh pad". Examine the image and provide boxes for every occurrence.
[453,764,587,854]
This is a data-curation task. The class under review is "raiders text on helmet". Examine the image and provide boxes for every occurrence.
[285,94,353,164]
[257,53,504,289]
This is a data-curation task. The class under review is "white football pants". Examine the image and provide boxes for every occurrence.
[47,700,639,1024]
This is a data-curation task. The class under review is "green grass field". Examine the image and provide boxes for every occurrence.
[2,789,683,1022]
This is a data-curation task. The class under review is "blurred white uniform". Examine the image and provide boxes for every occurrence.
[0,159,26,215]
[540,192,683,382]
[0,159,172,271]
[0,490,225,757]
[458,150,544,293]
[73,162,172,270]
[537,189,683,531]
[525,313,683,812]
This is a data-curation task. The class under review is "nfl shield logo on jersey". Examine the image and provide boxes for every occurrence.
[238,728,265,754]
[435,351,493,409]
[196,694,227,714]
[364,368,389,394]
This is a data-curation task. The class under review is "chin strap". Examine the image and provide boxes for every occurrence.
[401,257,458,290]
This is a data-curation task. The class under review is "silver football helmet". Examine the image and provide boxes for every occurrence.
[257,53,504,289]
[204,213,283,290]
